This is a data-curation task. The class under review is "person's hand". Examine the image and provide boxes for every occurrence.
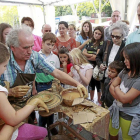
[62,61,67,68]
[85,39,91,44]
[74,65,80,73]
[100,63,107,71]
[77,84,88,98]
[11,85,30,97]
[27,98,49,113]
[83,49,88,55]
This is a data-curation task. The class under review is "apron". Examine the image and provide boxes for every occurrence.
[8,61,36,109]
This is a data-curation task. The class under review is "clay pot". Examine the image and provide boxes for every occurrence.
[60,88,81,106]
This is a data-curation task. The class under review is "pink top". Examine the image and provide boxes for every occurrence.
[53,37,76,55]
[71,63,93,88]
[32,34,42,52]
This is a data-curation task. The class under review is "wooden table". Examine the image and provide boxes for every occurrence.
[39,100,110,140]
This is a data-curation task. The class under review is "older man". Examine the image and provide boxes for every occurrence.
[41,24,51,35]
[0,25,86,110]
[104,10,121,41]
[126,2,140,45]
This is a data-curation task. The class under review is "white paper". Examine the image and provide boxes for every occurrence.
[72,97,84,106]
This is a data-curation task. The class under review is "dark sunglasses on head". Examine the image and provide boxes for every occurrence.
[111,35,122,39]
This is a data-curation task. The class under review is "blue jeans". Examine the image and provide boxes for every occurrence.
[36,82,52,93]
[35,81,54,127]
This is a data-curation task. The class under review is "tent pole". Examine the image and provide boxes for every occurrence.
[42,4,46,24]
[38,0,46,24]
[124,0,128,20]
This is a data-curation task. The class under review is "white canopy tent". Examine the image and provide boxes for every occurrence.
[0,0,139,35]
[0,0,90,35]
[109,0,140,32]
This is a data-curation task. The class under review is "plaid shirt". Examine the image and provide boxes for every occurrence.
[0,50,55,87]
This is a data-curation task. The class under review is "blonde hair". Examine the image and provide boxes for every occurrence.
[69,48,89,65]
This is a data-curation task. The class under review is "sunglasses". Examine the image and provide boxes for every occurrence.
[111,35,122,39]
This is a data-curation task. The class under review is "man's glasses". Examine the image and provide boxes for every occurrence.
[111,35,122,39]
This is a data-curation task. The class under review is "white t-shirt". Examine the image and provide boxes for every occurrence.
[39,50,60,68]
[0,85,18,140]
[105,44,120,77]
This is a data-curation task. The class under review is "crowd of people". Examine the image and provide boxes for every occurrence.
[0,2,140,140]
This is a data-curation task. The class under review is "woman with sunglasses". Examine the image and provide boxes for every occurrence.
[96,21,129,94]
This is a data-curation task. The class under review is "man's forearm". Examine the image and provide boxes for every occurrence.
[51,69,79,87]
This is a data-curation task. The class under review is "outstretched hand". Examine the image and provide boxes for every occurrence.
[77,84,88,98]
[27,98,49,113]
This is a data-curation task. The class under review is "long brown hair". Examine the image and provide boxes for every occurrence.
[80,21,92,40]
[0,43,10,64]
[0,23,12,44]
[91,26,104,47]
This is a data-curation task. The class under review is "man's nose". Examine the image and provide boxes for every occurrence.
[28,47,32,53]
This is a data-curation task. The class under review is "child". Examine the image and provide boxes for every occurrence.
[69,48,93,90]
[58,46,73,74]
[82,26,104,105]
[0,43,48,140]
[36,32,60,91]
[101,61,124,108]
[35,32,60,134]
[109,43,140,140]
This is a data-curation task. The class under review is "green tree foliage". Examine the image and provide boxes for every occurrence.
[55,6,72,16]
[55,0,112,18]
[0,6,19,27]
[101,0,112,16]
[77,0,112,18]
[77,2,96,19]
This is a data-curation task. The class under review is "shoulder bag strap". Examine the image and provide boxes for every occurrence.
[103,40,110,64]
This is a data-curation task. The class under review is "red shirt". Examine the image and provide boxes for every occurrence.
[53,37,76,55]
[67,63,73,73]
[60,63,73,74]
